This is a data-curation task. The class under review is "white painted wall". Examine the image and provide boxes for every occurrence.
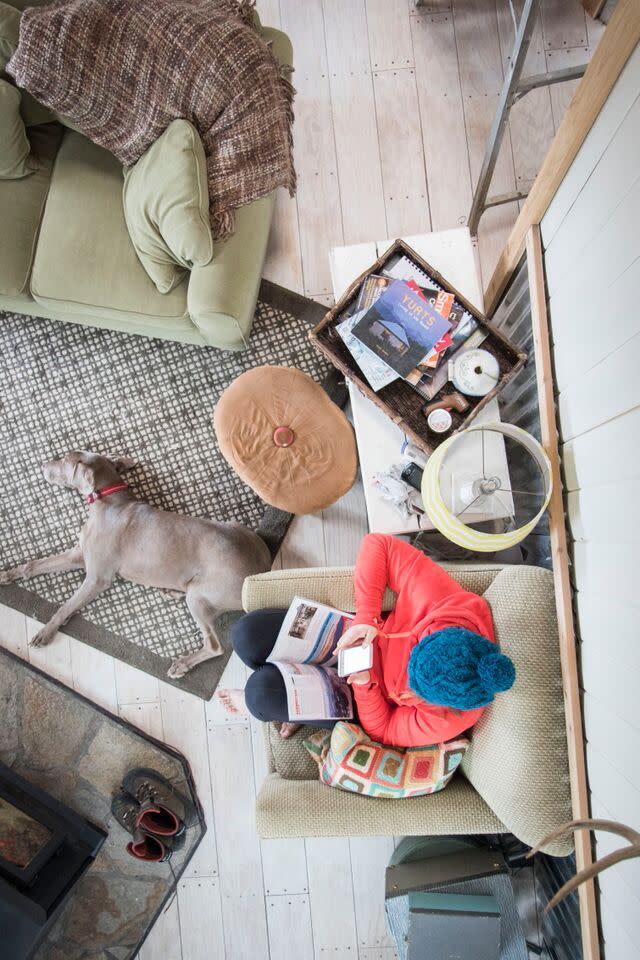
[541,41,640,960]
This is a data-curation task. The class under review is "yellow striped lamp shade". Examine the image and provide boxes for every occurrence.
[421,421,553,552]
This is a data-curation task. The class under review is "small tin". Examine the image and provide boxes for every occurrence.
[427,408,452,434]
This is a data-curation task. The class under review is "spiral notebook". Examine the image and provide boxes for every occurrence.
[383,253,443,289]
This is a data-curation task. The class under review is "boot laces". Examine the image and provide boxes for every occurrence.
[138,779,166,805]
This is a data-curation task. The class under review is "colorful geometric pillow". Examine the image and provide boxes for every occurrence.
[303,723,468,799]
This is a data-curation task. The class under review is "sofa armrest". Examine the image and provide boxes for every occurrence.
[261,27,293,68]
[187,191,275,350]
[256,773,505,839]
[186,22,290,350]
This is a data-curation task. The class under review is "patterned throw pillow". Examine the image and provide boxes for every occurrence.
[303,723,468,799]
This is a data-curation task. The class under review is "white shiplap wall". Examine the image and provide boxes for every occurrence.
[541,41,640,960]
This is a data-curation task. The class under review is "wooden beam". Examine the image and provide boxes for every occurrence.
[580,0,606,18]
[526,225,600,960]
[485,0,640,315]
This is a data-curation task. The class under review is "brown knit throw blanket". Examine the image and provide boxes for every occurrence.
[8,0,295,239]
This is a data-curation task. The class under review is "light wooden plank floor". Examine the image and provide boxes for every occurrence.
[0,3,603,959]
[261,0,602,294]
[0,479,375,960]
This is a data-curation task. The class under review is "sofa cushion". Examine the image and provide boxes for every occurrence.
[460,565,572,851]
[31,130,191,328]
[123,119,213,294]
[0,77,31,177]
[0,1,19,72]
[265,722,325,781]
[0,121,60,296]
[0,1,56,127]
[257,772,505,840]
[19,89,57,127]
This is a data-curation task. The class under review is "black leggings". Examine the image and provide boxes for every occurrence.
[231,608,337,729]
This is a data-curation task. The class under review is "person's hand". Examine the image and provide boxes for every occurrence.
[334,623,377,655]
[347,670,371,686]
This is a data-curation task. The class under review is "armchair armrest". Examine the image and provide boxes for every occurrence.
[187,191,275,350]
[256,773,505,839]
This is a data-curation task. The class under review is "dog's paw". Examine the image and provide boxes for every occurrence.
[29,628,54,648]
[0,569,15,585]
[167,656,193,679]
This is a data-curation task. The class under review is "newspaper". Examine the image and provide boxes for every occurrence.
[267,597,355,721]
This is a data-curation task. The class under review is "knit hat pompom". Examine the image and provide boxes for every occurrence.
[477,651,515,695]
[407,626,516,711]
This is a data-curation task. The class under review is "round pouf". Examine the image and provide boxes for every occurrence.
[213,365,358,514]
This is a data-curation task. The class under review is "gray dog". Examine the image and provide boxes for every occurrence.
[0,451,271,678]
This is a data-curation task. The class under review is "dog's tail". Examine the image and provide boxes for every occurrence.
[256,507,295,563]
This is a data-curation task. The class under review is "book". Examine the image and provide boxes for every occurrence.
[404,280,453,387]
[384,253,439,288]
[355,273,394,312]
[336,309,399,392]
[351,280,452,378]
[266,597,355,721]
[384,254,468,332]
[395,277,483,397]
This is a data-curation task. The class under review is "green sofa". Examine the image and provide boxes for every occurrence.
[0,0,291,350]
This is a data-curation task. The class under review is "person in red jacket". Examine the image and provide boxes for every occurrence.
[218,533,515,745]
[334,532,514,747]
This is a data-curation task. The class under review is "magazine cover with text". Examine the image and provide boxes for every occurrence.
[266,597,355,721]
[351,280,452,377]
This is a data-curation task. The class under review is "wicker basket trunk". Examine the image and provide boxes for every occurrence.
[310,239,527,455]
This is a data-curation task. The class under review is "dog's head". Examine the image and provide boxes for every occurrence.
[42,451,137,495]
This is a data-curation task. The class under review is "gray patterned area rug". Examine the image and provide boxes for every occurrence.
[0,281,336,699]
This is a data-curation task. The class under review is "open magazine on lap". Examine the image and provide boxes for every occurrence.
[266,597,355,721]
[275,663,353,722]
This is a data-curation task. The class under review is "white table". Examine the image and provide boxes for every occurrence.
[330,228,514,535]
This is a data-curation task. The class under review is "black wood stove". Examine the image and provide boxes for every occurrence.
[0,762,106,959]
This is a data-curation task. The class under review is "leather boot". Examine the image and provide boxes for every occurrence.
[127,828,171,862]
[122,767,196,832]
[111,791,173,862]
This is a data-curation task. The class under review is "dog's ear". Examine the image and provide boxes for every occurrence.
[71,461,97,494]
[107,455,137,474]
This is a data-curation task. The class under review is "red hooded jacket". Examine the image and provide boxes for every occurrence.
[351,533,495,747]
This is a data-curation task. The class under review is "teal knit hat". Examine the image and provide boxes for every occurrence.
[407,626,515,710]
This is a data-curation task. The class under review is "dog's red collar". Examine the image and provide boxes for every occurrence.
[86,482,129,505]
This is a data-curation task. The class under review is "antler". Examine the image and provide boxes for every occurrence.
[544,844,640,912]
[526,818,640,912]
[527,818,640,856]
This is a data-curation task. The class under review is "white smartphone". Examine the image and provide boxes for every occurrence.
[337,644,373,678]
